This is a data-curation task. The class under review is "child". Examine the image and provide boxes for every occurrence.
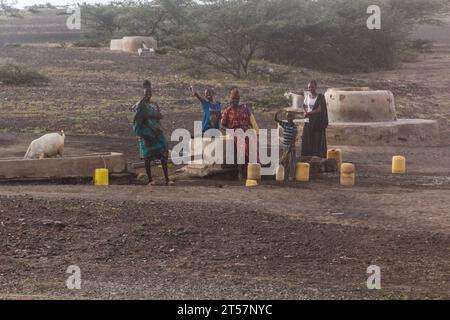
[275,110,298,181]
[190,85,222,134]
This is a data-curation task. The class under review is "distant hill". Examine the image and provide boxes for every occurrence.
[0,10,82,47]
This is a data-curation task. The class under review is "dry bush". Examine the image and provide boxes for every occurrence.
[0,61,50,85]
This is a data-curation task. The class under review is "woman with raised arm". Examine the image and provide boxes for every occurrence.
[190,85,222,134]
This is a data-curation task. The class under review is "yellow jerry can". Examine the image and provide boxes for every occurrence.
[246,179,258,188]
[340,163,355,187]
[392,156,406,174]
[94,168,109,186]
[327,149,343,172]
[295,162,310,182]
[247,163,261,181]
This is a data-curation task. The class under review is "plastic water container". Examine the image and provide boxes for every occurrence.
[247,163,261,181]
[276,165,285,181]
[295,162,310,182]
[327,149,342,172]
[392,156,406,174]
[246,179,258,188]
[340,163,355,186]
[250,114,260,136]
[94,168,109,186]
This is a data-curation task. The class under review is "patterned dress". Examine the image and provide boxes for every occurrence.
[132,100,169,162]
[221,104,253,132]
[221,104,255,171]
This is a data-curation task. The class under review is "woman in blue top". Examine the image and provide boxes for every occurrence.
[190,85,222,134]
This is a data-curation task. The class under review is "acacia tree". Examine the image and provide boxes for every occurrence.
[81,0,192,43]
[182,0,277,78]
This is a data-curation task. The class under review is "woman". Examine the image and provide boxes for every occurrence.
[301,80,329,158]
[221,88,256,180]
[132,80,174,186]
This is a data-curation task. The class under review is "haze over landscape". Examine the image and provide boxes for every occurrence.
[16,0,108,8]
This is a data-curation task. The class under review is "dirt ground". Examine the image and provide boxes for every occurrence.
[0,12,449,300]
[0,132,449,300]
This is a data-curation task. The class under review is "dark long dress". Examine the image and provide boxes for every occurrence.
[301,93,329,158]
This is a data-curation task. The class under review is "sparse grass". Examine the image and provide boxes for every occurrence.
[0,61,50,86]
[154,47,170,55]
[248,60,292,83]
[247,93,290,112]
[3,43,22,48]
[72,39,103,48]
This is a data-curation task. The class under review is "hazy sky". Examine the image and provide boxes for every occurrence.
[16,0,110,8]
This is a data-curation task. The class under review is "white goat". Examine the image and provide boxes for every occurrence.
[24,131,66,159]
[284,92,304,110]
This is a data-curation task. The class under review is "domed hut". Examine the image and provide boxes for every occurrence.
[110,39,123,51]
[121,36,157,53]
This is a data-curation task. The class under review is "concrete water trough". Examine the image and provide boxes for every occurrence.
[0,153,128,180]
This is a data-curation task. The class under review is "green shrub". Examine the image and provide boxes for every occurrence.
[0,62,50,85]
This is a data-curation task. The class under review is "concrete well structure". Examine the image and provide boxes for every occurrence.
[282,88,440,147]
[326,87,397,123]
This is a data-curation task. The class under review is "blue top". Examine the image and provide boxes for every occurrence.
[201,100,222,133]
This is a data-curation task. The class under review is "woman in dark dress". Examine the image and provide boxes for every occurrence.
[301,80,329,158]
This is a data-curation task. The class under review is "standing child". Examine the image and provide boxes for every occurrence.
[275,110,298,181]
[190,85,222,134]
